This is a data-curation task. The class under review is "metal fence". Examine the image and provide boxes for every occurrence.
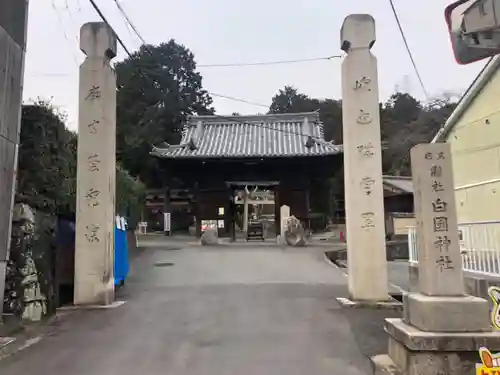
[408,220,500,276]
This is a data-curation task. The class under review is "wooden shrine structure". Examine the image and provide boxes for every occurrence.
[150,112,344,240]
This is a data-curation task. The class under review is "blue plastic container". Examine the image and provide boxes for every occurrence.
[114,216,129,286]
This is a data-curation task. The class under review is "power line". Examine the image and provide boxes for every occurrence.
[112,0,341,69]
[389,0,429,100]
[198,55,343,68]
[112,0,147,45]
[89,0,333,143]
[51,0,80,66]
[209,93,269,108]
[88,0,132,56]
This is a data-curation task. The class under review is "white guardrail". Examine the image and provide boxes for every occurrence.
[408,221,500,276]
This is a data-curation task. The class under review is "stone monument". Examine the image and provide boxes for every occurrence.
[373,143,500,375]
[340,14,389,302]
[74,22,117,305]
[280,205,290,236]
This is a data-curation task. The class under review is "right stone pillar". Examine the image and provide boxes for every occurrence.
[373,143,500,375]
[341,14,389,302]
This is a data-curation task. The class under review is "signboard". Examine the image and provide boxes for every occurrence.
[477,347,500,374]
[489,286,500,330]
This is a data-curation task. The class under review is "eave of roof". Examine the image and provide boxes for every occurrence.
[382,175,414,194]
[432,55,500,143]
[150,112,343,160]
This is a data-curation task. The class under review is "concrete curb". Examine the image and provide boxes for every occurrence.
[323,252,348,277]
[323,252,407,296]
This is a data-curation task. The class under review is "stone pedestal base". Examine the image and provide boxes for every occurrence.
[403,293,490,332]
[373,318,500,375]
[336,297,402,311]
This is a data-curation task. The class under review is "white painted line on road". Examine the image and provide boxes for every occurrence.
[0,337,15,348]
[59,300,127,310]
[16,336,42,351]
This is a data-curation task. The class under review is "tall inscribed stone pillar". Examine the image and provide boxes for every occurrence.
[74,22,117,305]
[341,15,389,301]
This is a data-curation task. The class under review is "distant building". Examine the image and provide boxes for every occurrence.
[432,56,500,223]
[382,176,414,239]
[150,112,343,239]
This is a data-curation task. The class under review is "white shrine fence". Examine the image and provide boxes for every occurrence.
[408,220,500,276]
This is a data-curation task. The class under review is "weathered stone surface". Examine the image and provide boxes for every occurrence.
[341,14,388,302]
[388,336,482,375]
[384,318,500,375]
[385,318,500,352]
[12,203,35,223]
[409,263,500,302]
[280,205,290,236]
[276,234,287,246]
[336,297,401,310]
[371,354,402,375]
[410,143,464,296]
[201,228,219,246]
[74,22,117,306]
[284,216,307,247]
[403,292,490,332]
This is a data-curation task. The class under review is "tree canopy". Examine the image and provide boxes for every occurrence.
[17,101,145,227]
[268,86,457,175]
[115,40,214,187]
[17,101,77,215]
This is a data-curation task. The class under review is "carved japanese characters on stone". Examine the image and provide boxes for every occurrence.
[360,177,375,195]
[430,165,442,178]
[432,180,444,192]
[434,235,451,252]
[357,143,375,157]
[87,154,100,172]
[85,85,101,101]
[432,198,447,213]
[87,120,99,134]
[84,188,100,207]
[354,76,372,90]
[436,255,454,271]
[433,216,449,232]
[361,212,375,229]
[356,109,372,125]
[85,224,100,243]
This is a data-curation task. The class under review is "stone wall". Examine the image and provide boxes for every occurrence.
[3,204,57,322]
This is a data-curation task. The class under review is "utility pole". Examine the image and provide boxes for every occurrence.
[0,0,30,318]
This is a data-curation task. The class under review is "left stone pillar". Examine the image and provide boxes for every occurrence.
[74,22,117,306]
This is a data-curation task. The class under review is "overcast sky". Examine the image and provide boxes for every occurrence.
[24,0,486,131]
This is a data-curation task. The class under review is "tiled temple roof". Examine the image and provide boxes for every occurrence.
[150,112,342,159]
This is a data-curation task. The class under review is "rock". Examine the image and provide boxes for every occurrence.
[276,235,287,246]
[201,228,219,246]
[12,203,35,223]
[284,216,308,247]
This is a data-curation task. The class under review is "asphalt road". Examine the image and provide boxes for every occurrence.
[387,261,412,292]
[0,243,399,375]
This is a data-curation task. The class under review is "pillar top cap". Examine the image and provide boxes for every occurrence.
[80,22,117,59]
[341,14,376,52]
